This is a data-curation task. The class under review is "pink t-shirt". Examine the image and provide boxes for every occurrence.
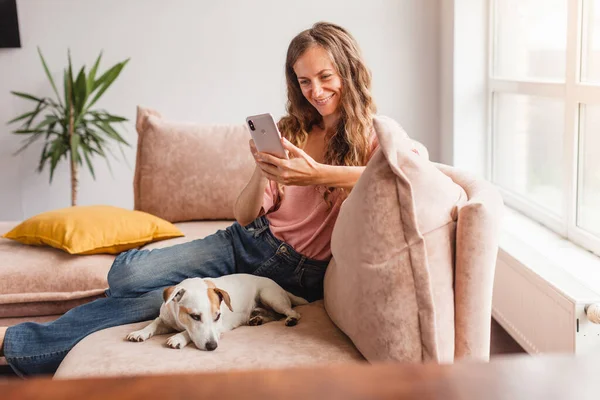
[260,133,380,261]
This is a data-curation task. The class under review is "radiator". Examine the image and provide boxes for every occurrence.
[492,248,600,355]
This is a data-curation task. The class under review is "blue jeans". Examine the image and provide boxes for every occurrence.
[3,216,329,377]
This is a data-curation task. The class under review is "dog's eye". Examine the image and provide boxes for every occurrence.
[190,314,202,322]
[214,313,221,322]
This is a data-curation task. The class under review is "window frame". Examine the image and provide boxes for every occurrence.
[488,0,600,257]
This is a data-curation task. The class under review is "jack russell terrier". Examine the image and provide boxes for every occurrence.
[126,274,308,351]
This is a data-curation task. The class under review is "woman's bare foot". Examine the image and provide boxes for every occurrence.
[0,326,7,357]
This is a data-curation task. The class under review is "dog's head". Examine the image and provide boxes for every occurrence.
[163,278,232,351]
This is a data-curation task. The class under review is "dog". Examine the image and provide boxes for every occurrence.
[126,273,308,351]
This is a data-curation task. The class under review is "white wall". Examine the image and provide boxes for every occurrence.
[0,0,440,221]
[439,0,488,176]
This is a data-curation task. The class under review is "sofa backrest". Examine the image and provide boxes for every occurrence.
[134,106,429,224]
[134,106,255,222]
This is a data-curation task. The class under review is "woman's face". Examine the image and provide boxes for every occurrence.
[293,46,343,120]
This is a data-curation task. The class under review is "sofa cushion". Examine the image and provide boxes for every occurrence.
[324,116,467,364]
[0,221,114,317]
[54,301,365,379]
[134,106,256,222]
[0,220,233,319]
[2,205,184,255]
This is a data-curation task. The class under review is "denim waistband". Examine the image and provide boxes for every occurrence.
[249,216,330,271]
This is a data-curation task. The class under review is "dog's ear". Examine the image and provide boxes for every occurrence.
[163,286,186,304]
[214,288,233,312]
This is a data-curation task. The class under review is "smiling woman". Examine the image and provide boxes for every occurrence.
[236,21,380,260]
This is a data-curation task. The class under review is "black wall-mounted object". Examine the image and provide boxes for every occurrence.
[0,0,21,48]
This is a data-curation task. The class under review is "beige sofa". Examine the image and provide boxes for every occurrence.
[0,108,503,378]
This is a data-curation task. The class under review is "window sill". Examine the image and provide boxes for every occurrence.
[499,207,600,302]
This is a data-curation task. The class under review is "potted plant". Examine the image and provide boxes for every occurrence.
[8,48,130,206]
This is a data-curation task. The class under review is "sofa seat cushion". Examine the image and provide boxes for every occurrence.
[0,221,115,318]
[0,220,233,318]
[54,301,365,379]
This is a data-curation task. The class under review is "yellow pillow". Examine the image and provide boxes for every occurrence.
[2,205,184,255]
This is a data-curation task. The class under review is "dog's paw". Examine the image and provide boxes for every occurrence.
[126,330,152,342]
[166,335,187,349]
[248,315,264,326]
[285,316,299,326]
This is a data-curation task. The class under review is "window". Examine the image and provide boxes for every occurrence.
[490,0,600,256]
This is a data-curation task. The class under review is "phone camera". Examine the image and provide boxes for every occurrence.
[248,120,255,131]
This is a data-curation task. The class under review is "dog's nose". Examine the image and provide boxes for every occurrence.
[205,341,218,351]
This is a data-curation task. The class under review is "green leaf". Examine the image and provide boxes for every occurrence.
[12,129,45,134]
[84,129,113,174]
[104,114,128,123]
[74,66,88,114]
[30,115,59,132]
[82,126,107,145]
[49,151,60,183]
[45,121,58,140]
[93,121,129,146]
[10,91,44,103]
[86,59,129,110]
[48,138,69,183]
[22,101,47,130]
[8,110,36,125]
[13,132,45,155]
[42,97,63,112]
[37,47,63,107]
[89,111,128,123]
[63,68,69,112]
[63,50,75,122]
[80,141,96,179]
[37,142,50,173]
[87,51,103,94]
[66,49,75,112]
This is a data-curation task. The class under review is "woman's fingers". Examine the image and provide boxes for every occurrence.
[257,160,280,176]
[258,152,285,167]
[256,162,280,183]
[281,138,305,158]
[249,140,258,158]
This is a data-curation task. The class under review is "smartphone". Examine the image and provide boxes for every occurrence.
[245,113,288,159]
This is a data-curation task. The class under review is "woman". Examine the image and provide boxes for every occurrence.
[0,21,378,376]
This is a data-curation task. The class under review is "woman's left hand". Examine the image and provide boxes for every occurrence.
[255,138,322,186]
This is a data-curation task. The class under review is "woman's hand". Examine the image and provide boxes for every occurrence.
[249,139,264,168]
[253,138,322,186]
[249,139,270,179]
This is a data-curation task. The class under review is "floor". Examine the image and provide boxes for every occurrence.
[0,318,526,381]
